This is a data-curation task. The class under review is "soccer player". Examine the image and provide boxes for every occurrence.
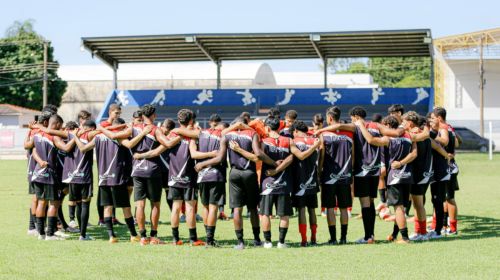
[289,120,321,246]
[191,114,226,246]
[280,110,297,138]
[318,106,354,245]
[159,119,176,211]
[63,120,96,240]
[258,117,294,249]
[225,117,276,249]
[355,115,417,243]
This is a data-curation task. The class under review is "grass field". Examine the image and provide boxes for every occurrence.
[0,153,499,279]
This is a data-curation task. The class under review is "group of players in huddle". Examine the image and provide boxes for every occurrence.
[24,102,459,248]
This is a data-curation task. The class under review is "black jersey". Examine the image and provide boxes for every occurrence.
[261,136,293,195]
[62,133,93,184]
[31,131,58,185]
[413,138,433,185]
[354,122,382,177]
[196,128,226,183]
[225,130,257,172]
[293,136,319,196]
[95,133,130,186]
[130,124,161,178]
[168,135,197,188]
[386,133,413,185]
[321,130,354,185]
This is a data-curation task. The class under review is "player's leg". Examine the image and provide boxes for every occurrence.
[259,194,273,248]
[354,177,374,244]
[308,205,318,245]
[186,190,204,246]
[148,177,163,244]
[410,183,428,240]
[446,175,458,234]
[376,166,387,212]
[28,187,38,235]
[429,181,445,238]
[132,177,148,244]
[297,206,307,246]
[96,188,104,226]
[34,183,48,239]
[276,194,292,248]
[338,184,352,244]
[206,182,223,246]
[245,170,262,246]
[170,198,183,245]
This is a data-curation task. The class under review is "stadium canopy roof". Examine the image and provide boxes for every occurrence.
[81,29,433,88]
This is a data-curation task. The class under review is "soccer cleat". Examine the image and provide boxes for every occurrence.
[445,228,458,236]
[64,227,80,233]
[277,242,288,249]
[386,235,395,242]
[38,234,46,240]
[233,242,245,250]
[79,235,94,241]
[45,235,63,241]
[173,240,184,246]
[68,220,78,228]
[310,240,318,246]
[27,229,38,236]
[112,218,125,226]
[130,235,141,243]
[355,237,374,244]
[425,231,443,240]
[97,220,105,226]
[300,241,308,247]
[321,210,327,217]
[263,241,273,249]
[190,239,206,246]
[195,214,203,222]
[409,233,422,241]
[109,237,118,243]
[179,214,186,223]
[205,240,220,248]
[150,237,165,245]
[327,239,338,245]
[396,239,410,244]
[54,230,69,238]
[339,239,347,245]
[140,237,150,246]
[252,240,263,247]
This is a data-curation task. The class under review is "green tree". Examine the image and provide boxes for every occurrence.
[0,19,66,110]
[329,56,431,87]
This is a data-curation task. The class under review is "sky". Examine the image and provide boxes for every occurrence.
[0,0,498,71]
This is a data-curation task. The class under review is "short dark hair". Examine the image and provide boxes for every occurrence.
[326,106,341,121]
[49,114,63,124]
[240,112,251,121]
[285,110,298,120]
[83,120,97,129]
[371,113,383,123]
[402,111,419,124]
[313,113,323,126]
[382,116,399,129]
[77,110,91,121]
[291,120,308,133]
[417,115,427,128]
[209,114,221,123]
[231,117,246,125]
[141,104,156,118]
[177,109,193,125]
[65,121,79,130]
[132,110,143,119]
[221,122,230,128]
[349,106,367,119]
[162,118,175,130]
[38,111,53,124]
[113,117,125,125]
[268,107,281,118]
[433,107,447,121]
[264,117,280,131]
[108,103,121,112]
[388,104,405,115]
[42,104,58,114]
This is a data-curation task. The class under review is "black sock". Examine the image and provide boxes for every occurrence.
[104,217,115,238]
[235,229,244,242]
[252,226,261,242]
[172,227,180,241]
[80,202,90,237]
[29,209,36,230]
[369,203,376,238]
[125,217,137,236]
[328,225,337,241]
[112,207,116,219]
[278,227,288,244]
[206,226,215,243]
[36,217,46,235]
[69,205,76,221]
[434,204,444,234]
[361,207,371,240]
[392,223,399,239]
[76,203,82,227]
[139,229,147,238]
[58,207,69,229]
[400,227,409,240]
[341,224,348,240]
[150,230,158,237]
[263,230,271,242]
[47,216,58,236]
[379,189,387,203]
[189,228,197,242]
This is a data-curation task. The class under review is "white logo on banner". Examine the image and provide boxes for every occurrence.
[150,90,165,106]
[412,88,429,105]
[320,88,342,105]
[236,89,256,106]
[116,90,129,106]
[371,88,385,105]
[277,89,295,105]
[193,89,213,105]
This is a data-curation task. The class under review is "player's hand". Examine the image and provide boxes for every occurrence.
[391,161,402,169]
[275,160,283,167]
[266,169,277,176]
[313,138,321,148]
[142,125,153,135]
[69,128,78,135]
[133,153,143,160]
[39,161,48,168]
[354,120,364,127]
[229,140,240,151]
[194,163,204,172]
[28,121,37,129]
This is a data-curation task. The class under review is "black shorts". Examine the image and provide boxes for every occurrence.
[259,194,293,216]
[448,173,459,193]
[199,182,225,206]
[69,183,93,201]
[218,186,226,206]
[321,184,352,208]
[353,176,378,198]
[133,176,163,203]
[28,182,35,195]
[99,185,131,208]
[168,187,198,201]
[33,182,62,201]
[386,184,410,207]
[292,193,318,208]
[444,178,456,201]
[229,169,259,209]
[410,184,429,196]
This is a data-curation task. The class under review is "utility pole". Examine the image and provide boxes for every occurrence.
[479,35,485,137]
[42,41,48,108]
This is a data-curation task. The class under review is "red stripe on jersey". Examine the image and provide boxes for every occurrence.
[263,136,290,148]
[100,120,111,128]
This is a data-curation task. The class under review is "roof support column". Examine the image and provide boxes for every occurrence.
[323,58,328,89]
[216,60,221,89]
[112,61,118,90]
